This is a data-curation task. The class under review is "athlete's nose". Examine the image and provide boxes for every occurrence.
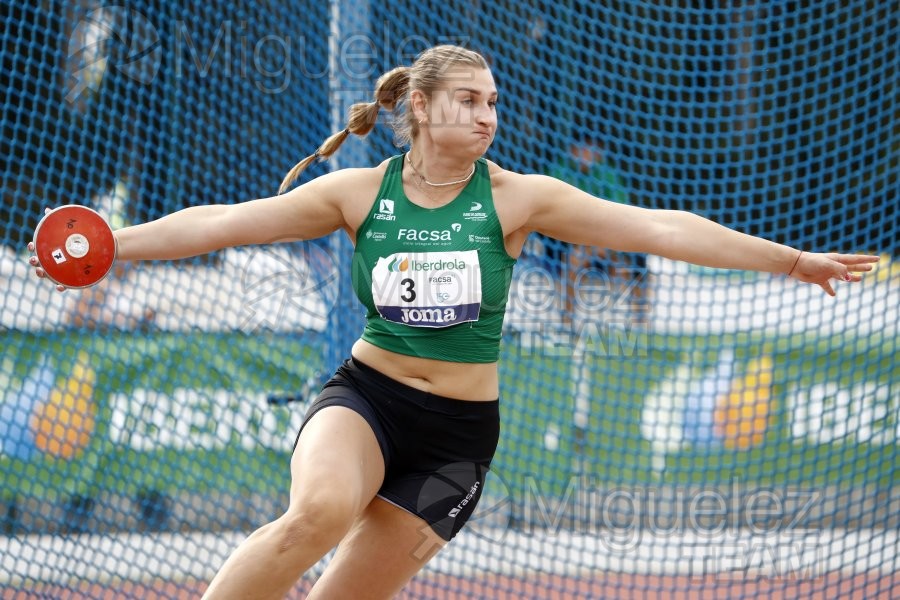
[474,103,495,130]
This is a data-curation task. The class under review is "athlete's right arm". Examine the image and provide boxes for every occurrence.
[115,169,367,262]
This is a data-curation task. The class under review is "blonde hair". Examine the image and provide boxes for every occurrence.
[278,45,489,194]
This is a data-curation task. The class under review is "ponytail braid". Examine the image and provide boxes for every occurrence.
[277,66,411,194]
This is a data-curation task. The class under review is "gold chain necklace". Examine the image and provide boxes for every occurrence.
[406,152,476,187]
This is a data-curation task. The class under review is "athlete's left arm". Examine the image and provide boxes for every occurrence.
[516,173,878,296]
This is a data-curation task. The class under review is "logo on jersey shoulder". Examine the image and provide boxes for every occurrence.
[375,198,397,221]
[463,200,488,222]
[365,230,387,242]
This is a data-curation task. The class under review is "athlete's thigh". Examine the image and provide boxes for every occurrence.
[289,405,386,512]
[305,497,446,600]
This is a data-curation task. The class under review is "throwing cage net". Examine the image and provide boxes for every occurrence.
[1,1,898,598]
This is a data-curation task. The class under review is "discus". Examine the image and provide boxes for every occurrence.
[32,205,117,289]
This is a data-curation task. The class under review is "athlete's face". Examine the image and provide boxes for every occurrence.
[423,67,498,155]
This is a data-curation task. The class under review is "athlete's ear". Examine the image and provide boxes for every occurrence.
[410,89,428,124]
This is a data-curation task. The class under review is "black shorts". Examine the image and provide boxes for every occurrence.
[294,357,500,541]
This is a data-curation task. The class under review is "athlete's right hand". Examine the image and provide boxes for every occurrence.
[26,208,67,292]
[27,241,66,292]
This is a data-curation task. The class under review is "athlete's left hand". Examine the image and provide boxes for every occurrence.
[788,252,880,296]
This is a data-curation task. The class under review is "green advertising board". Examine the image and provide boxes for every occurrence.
[1,330,897,506]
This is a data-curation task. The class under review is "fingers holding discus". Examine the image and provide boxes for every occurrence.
[30,205,117,290]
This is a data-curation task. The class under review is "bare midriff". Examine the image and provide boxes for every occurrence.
[350,339,500,402]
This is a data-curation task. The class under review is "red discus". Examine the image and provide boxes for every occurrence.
[32,205,117,289]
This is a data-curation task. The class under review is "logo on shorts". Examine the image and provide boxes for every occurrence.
[409,465,512,561]
[447,481,480,518]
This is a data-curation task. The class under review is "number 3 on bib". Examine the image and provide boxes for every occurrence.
[372,251,482,328]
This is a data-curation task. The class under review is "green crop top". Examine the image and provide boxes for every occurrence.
[352,155,517,363]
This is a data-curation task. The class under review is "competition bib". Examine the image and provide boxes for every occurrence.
[372,251,482,328]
